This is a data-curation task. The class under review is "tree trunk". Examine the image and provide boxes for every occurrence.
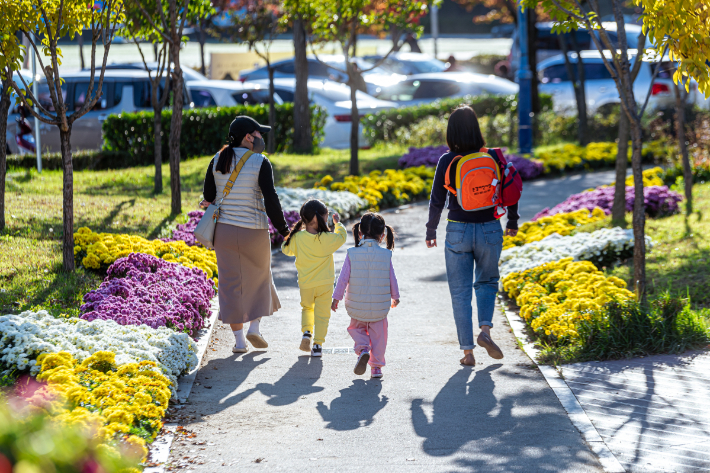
[570,34,587,146]
[292,19,312,154]
[60,126,75,271]
[199,24,207,77]
[78,33,85,70]
[0,78,9,232]
[629,119,646,304]
[612,111,629,225]
[153,108,163,194]
[673,82,692,214]
[267,64,276,154]
[169,43,183,215]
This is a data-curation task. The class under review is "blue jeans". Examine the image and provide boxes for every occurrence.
[444,220,503,350]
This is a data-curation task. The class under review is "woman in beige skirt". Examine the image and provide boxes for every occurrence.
[200,116,290,353]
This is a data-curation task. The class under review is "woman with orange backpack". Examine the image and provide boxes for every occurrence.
[426,105,522,367]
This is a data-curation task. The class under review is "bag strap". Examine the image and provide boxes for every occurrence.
[220,150,253,203]
[444,155,462,195]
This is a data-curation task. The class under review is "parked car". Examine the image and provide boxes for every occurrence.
[245,78,397,149]
[6,70,191,154]
[361,52,446,75]
[239,55,406,96]
[185,80,283,108]
[374,72,519,106]
[510,22,644,77]
[100,62,208,82]
[538,51,699,114]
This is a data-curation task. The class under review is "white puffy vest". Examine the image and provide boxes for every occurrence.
[344,239,392,322]
[212,148,268,230]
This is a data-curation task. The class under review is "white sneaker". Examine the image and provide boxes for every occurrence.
[232,345,248,353]
[300,331,312,352]
[354,351,370,375]
[311,344,323,357]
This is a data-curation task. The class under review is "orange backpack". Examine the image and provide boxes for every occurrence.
[444,148,506,218]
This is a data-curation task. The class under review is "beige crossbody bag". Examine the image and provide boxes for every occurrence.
[193,150,254,249]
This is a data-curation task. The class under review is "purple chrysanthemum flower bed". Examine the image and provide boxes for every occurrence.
[163,209,301,246]
[80,253,216,336]
[533,185,682,221]
[398,145,543,180]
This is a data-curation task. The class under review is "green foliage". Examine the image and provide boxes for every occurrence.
[363,94,553,144]
[6,150,132,171]
[102,103,326,161]
[0,398,141,472]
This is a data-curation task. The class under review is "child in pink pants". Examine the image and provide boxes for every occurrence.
[331,212,400,379]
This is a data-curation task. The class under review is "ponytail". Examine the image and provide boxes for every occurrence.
[282,219,303,247]
[215,145,235,174]
[353,212,396,250]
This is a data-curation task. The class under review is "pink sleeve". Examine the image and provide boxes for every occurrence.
[332,255,351,301]
[390,261,400,300]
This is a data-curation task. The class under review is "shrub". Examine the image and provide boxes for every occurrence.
[6,149,131,171]
[363,94,553,144]
[394,115,448,147]
[102,103,326,162]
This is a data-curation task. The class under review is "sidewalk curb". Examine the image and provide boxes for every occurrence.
[145,297,220,473]
[500,299,625,473]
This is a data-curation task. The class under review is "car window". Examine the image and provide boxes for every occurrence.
[232,89,282,105]
[274,62,295,74]
[540,64,569,84]
[114,82,124,106]
[132,80,152,108]
[307,61,332,77]
[377,80,418,101]
[191,89,217,107]
[584,63,613,80]
[540,62,613,83]
[274,88,295,102]
[408,59,446,74]
[73,82,107,111]
[37,82,67,112]
[656,61,676,79]
[413,81,460,99]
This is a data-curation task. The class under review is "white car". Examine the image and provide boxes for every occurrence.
[538,50,700,114]
[185,80,283,108]
[245,78,397,149]
[101,62,209,82]
[374,72,519,106]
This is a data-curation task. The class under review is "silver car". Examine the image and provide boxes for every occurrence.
[6,70,191,153]
[374,72,519,106]
[538,51,699,114]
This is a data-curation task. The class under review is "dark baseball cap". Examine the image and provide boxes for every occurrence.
[228,116,271,145]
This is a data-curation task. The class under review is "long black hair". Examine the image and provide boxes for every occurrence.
[446,105,486,153]
[283,199,330,247]
[352,212,395,250]
[215,130,252,174]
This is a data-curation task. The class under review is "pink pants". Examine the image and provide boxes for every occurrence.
[347,318,388,368]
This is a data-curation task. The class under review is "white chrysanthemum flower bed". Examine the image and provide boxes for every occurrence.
[0,310,198,397]
[277,187,367,219]
[499,227,651,279]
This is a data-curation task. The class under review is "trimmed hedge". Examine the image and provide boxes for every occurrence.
[102,103,327,161]
[362,94,554,144]
[6,149,130,171]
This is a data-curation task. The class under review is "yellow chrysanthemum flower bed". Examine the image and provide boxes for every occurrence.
[31,351,172,463]
[503,208,607,250]
[74,227,218,280]
[323,166,435,210]
[502,257,634,340]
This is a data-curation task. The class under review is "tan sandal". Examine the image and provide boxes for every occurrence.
[460,353,476,366]
[246,332,269,349]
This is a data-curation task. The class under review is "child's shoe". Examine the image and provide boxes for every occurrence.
[311,344,322,357]
[371,367,383,379]
[353,351,370,375]
[300,331,312,352]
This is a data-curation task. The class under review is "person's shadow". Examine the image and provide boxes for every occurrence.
[255,356,325,406]
[411,364,502,456]
[316,379,389,431]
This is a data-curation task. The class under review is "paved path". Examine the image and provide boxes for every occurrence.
[561,352,710,473]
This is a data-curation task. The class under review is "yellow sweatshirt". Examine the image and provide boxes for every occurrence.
[281,222,347,289]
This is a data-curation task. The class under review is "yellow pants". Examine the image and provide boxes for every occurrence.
[300,284,333,345]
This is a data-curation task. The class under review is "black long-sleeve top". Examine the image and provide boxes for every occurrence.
[203,155,290,237]
[426,150,519,241]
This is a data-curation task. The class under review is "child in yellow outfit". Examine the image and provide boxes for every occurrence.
[281,199,347,357]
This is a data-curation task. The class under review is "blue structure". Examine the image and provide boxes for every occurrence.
[516,3,533,155]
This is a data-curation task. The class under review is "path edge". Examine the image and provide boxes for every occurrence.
[144,297,220,473]
[499,297,626,473]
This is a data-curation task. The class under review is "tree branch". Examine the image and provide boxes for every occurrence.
[124,0,172,43]
[639,43,670,118]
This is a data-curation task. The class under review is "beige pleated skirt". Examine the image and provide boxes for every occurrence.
[213,223,281,324]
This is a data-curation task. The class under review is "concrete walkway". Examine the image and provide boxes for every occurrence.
[166,203,604,472]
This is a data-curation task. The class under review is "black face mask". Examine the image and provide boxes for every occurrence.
[251,136,265,154]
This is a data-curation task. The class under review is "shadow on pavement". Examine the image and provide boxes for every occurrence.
[316,379,389,431]
[255,356,325,406]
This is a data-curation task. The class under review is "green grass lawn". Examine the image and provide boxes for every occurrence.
[603,182,710,308]
[0,143,408,316]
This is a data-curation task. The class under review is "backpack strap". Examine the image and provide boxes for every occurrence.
[443,155,462,195]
